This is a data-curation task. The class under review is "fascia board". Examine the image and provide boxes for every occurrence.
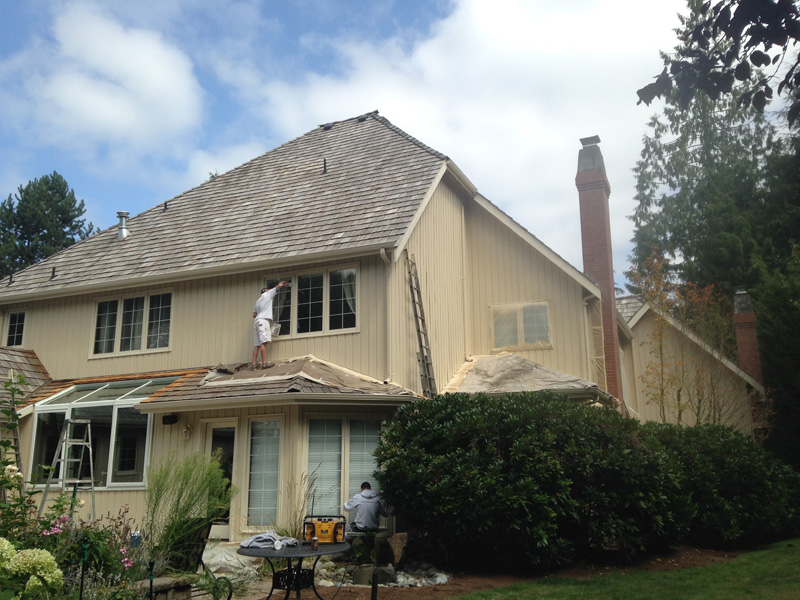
[0,244,393,304]
[392,162,449,262]
[135,394,415,413]
[634,303,765,394]
[471,193,602,299]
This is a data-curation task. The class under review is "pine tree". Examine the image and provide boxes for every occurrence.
[0,172,95,279]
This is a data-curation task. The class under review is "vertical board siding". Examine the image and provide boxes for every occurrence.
[463,201,594,380]
[12,258,387,382]
[627,313,754,433]
[390,178,468,394]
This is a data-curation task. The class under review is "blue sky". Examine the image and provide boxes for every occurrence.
[0,0,692,288]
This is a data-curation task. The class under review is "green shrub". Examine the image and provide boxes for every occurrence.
[375,392,685,571]
[641,422,800,546]
[144,451,236,573]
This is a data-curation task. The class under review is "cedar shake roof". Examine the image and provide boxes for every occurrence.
[1,347,50,404]
[0,111,448,301]
[616,295,645,323]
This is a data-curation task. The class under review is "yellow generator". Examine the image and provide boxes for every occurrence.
[303,515,346,544]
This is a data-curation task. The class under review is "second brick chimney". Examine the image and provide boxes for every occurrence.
[575,136,624,402]
[733,289,763,384]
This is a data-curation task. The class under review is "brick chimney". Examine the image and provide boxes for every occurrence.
[575,136,624,402]
[733,289,763,383]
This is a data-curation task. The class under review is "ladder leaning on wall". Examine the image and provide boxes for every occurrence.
[407,254,437,398]
[38,418,97,521]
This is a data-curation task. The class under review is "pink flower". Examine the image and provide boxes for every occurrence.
[121,557,134,570]
[120,548,127,555]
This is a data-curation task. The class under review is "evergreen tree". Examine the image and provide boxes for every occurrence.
[0,172,95,279]
[629,0,800,466]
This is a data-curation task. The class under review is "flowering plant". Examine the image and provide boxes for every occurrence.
[0,538,63,599]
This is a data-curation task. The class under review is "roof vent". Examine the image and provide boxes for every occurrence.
[117,211,130,240]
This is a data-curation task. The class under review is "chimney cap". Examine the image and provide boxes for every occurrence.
[734,288,754,313]
[580,135,601,147]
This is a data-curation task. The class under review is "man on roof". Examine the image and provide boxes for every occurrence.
[252,281,287,369]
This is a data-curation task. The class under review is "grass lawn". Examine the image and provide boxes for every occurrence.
[455,539,800,600]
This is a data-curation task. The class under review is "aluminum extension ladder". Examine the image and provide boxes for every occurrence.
[407,254,437,398]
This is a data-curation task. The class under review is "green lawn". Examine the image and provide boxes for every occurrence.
[455,539,800,600]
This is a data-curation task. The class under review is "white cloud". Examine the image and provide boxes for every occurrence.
[250,0,686,283]
[26,4,203,157]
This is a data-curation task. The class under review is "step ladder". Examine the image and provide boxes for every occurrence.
[407,255,437,398]
[38,418,96,520]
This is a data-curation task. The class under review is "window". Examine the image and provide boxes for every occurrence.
[308,419,342,515]
[6,312,25,346]
[266,267,356,337]
[305,418,382,516]
[248,420,281,527]
[93,292,172,355]
[347,419,382,499]
[29,378,174,487]
[492,301,551,350]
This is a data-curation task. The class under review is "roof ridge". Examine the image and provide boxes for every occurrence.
[370,112,448,161]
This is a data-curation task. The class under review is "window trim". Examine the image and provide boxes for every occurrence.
[243,414,285,533]
[266,265,359,339]
[89,290,174,358]
[26,379,169,490]
[490,300,553,352]
[5,310,26,347]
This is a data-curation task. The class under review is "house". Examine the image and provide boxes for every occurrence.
[0,111,761,540]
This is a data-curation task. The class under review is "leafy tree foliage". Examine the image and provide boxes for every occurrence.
[0,172,95,279]
[637,0,800,127]
[630,0,800,467]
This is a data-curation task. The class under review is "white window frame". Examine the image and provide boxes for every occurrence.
[491,300,552,351]
[26,378,172,490]
[265,265,358,339]
[5,310,26,347]
[243,415,284,532]
[90,290,174,357]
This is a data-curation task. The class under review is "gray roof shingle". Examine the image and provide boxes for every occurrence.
[0,112,447,300]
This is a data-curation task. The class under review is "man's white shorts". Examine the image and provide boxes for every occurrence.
[254,318,272,346]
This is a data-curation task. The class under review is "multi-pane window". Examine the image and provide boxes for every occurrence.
[29,378,172,487]
[93,292,172,355]
[492,301,551,349]
[308,419,342,515]
[347,420,382,498]
[6,312,25,346]
[248,420,281,527]
[266,267,357,337]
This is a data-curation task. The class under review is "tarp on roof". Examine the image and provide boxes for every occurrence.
[443,353,617,408]
[137,355,420,412]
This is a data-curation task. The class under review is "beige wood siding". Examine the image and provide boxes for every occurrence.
[388,176,468,394]
[626,312,754,433]
[463,200,595,381]
[8,257,388,382]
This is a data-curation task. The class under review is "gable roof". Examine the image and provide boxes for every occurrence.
[617,297,765,394]
[0,111,448,302]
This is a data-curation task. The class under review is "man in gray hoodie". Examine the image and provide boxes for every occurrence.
[343,481,389,534]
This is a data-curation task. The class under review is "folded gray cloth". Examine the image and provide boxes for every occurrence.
[240,532,299,548]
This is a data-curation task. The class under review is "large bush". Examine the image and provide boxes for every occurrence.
[375,392,686,571]
[641,422,800,546]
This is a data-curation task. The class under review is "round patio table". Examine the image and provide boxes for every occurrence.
[237,542,350,600]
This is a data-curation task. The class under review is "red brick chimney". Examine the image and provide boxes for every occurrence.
[575,136,624,402]
[733,289,763,383]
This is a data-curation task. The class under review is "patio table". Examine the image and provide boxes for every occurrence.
[237,542,350,600]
